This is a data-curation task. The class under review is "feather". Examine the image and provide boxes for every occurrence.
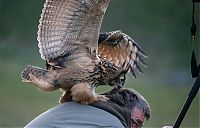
[136,53,148,68]
[38,0,110,62]
[133,62,143,74]
[98,31,148,77]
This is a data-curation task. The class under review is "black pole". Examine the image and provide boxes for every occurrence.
[173,73,200,128]
[173,50,200,128]
[173,1,200,127]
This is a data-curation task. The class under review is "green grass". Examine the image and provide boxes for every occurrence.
[0,52,199,127]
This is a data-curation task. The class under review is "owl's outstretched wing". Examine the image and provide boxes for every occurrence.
[38,0,110,62]
[98,30,148,77]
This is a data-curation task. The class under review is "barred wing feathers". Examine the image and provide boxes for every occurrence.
[38,0,110,61]
[98,30,148,77]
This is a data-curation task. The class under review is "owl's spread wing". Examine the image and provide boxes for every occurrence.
[38,0,110,61]
[98,30,148,77]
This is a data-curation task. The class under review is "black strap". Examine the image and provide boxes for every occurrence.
[190,0,200,78]
[191,49,200,77]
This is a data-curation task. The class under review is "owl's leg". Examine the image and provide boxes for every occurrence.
[71,83,108,104]
[71,83,95,104]
[21,65,59,91]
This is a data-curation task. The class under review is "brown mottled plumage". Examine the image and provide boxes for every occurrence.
[21,0,147,104]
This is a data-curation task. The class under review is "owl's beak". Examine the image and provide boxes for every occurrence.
[109,73,126,89]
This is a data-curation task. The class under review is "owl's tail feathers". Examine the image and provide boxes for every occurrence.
[21,65,57,91]
[21,65,48,82]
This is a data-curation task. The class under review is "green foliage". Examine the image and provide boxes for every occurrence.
[0,0,199,127]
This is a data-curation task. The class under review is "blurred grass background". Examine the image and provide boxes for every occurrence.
[0,0,199,127]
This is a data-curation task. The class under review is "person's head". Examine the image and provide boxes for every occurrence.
[105,88,151,128]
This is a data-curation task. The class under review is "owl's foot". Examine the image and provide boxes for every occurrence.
[71,83,97,104]
[95,94,109,101]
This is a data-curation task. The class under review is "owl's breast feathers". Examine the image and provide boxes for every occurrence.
[47,55,122,89]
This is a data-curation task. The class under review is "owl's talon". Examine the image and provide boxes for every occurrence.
[22,79,31,83]
[95,94,108,101]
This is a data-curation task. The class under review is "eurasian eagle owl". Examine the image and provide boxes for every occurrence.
[21,0,147,104]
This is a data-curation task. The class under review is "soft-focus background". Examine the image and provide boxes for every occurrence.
[0,0,199,127]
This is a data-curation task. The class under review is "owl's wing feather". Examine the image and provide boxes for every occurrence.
[38,0,110,61]
[98,30,148,77]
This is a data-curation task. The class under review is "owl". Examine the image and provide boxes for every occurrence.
[21,0,147,104]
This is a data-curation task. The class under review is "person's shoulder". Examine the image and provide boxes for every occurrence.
[25,102,125,128]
